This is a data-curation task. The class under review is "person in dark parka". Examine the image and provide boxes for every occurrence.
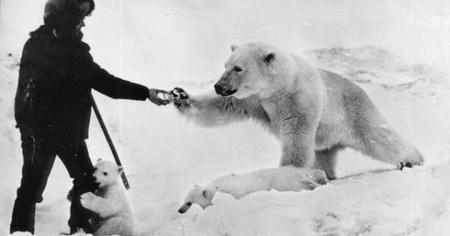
[10,0,170,234]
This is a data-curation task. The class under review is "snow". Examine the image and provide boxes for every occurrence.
[1,0,450,235]
[156,164,450,236]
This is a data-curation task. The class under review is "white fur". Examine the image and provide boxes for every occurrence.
[174,42,423,179]
[80,160,134,236]
[178,166,327,213]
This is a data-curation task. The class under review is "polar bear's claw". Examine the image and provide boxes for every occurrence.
[398,161,413,170]
[170,87,190,108]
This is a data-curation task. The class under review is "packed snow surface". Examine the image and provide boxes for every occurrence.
[1,0,450,235]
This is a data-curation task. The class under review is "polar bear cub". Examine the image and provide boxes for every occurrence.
[178,166,327,213]
[80,160,134,236]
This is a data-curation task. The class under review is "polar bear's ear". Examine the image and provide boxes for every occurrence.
[97,158,102,162]
[264,53,275,64]
[117,166,124,174]
[231,44,238,52]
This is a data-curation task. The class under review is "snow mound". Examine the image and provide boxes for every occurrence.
[155,164,450,236]
[305,45,447,96]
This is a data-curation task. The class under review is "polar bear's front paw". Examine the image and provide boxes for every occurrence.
[80,192,96,209]
[170,87,191,109]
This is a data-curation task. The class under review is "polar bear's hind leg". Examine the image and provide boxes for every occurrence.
[314,145,343,180]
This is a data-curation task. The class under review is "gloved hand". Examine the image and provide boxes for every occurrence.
[148,88,171,106]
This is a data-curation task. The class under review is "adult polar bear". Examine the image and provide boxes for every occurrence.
[171,42,423,179]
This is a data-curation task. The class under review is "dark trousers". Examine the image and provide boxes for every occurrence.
[10,133,98,234]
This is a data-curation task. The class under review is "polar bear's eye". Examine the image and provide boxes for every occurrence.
[233,66,243,72]
[103,172,108,176]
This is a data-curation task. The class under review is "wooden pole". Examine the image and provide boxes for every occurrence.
[90,94,130,189]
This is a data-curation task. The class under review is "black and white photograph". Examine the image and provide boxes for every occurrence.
[1,0,450,235]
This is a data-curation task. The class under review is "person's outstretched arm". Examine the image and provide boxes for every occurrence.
[89,62,169,105]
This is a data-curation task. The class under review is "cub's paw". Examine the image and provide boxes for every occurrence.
[169,87,191,109]
[80,192,96,209]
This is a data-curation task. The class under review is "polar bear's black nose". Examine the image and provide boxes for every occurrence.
[214,84,224,95]
[215,83,237,96]
[178,202,192,214]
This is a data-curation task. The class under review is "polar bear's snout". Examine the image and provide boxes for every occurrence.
[214,82,237,96]
[178,202,192,214]
[215,69,241,96]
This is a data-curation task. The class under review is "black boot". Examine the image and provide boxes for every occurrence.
[10,195,36,234]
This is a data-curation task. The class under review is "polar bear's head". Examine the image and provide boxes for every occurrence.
[214,42,295,99]
[92,159,123,188]
[178,185,215,214]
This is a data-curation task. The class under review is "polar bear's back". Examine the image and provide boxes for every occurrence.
[213,173,271,199]
[213,167,327,199]
[256,166,326,191]
[95,215,135,236]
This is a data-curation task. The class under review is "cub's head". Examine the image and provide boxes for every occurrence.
[92,159,123,188]
[214,42,290,99]
[178,185,215,214]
